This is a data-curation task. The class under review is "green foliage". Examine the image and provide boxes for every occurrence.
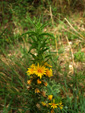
[74,51,85,62]
[46,80,61,102]
[21,22,54,64]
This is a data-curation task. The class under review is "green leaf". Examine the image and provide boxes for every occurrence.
[21,31,37,37]
[39,33,55,39]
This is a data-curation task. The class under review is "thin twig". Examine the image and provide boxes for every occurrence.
[64,18,85,40]
[50,6,54,25]
[49,6,58,56]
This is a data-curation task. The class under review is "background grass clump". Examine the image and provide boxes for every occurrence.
[0,0,85,113]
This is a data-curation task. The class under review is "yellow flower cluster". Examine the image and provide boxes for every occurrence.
[49,99,63,110]
[26,63,63,112]
[41,95,63,110]
[27,63,53,79]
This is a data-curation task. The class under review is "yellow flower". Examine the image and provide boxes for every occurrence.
[35,63,46,79]
[41,102,48,107]
[37,79,42,84]
[59,102,63,110]
[48,95,53,100]
[44,82,48,86]
[27,80,31,85]
[44,62,52,68]
[49,99,58,109]
[46,68,53,77]
[30,64,35,68]
[27,67,35,75]
[35,88,40,93]
[41,102,46,106]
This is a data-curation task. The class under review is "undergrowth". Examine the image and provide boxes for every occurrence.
[0,0,85,113]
